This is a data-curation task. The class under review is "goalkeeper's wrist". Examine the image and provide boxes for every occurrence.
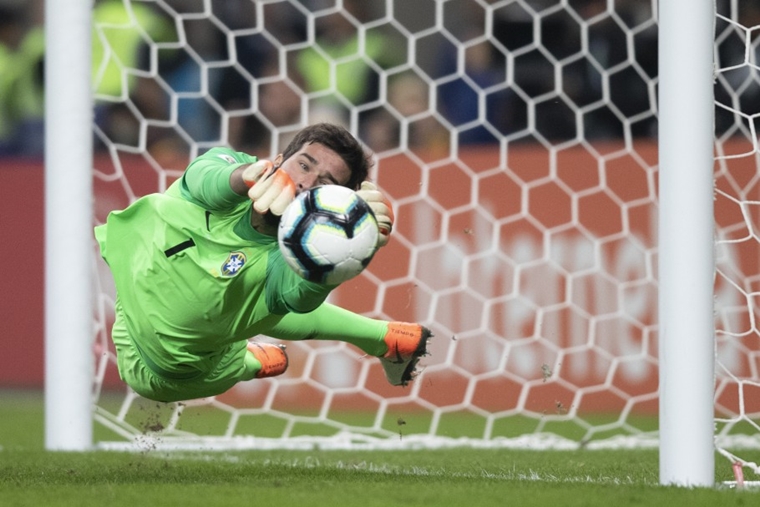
[230,165,254,196]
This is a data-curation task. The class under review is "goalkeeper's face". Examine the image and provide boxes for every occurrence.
[275,143,352,194]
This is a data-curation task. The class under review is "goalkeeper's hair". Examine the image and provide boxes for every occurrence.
[282,123,373,190]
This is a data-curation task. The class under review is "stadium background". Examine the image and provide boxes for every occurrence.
[1,0,758,426]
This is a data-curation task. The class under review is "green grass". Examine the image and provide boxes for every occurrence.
[92,389,661,443]
[1,389,758,507]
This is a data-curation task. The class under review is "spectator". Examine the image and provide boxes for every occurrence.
[359,70,452,157]
[213,1,305,155]
[92,0,175,148]
[436,38,520,145]
[0,0,44,157]
[294,1,401,127]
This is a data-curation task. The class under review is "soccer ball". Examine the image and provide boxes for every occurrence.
[278,185,379,285]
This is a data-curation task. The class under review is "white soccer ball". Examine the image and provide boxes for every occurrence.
[278,185,379,285]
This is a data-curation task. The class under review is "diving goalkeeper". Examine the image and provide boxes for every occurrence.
[95,123,432,403]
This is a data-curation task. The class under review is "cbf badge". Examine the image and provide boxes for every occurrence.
[221,251,246,276]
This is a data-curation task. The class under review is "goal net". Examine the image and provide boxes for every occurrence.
[713,0,760,480]
[85,0,758,468]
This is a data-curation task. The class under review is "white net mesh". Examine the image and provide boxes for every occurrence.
[713,0,760,478]
[89,0,757,463]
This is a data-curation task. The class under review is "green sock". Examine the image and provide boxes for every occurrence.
[266,303,389,357]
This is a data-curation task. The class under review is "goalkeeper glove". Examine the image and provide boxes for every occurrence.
[242,160,296,216]
[357,181,394,248]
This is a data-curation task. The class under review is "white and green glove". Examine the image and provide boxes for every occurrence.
[241,160,295,215]
[357,181,394,248]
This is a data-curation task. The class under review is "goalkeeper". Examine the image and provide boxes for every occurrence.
[95,123,431,403]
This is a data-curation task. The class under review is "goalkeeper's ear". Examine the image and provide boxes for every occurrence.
[357,181,394,248]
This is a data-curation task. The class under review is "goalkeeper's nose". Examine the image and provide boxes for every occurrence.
[294,172,320,193]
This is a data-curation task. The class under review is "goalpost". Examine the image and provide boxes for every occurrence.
[657,0,715,486]
[44,0,760,488]
[44,0,93,451]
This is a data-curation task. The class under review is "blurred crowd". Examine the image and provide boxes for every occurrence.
[0,0,43,157]
[0,0,753,161]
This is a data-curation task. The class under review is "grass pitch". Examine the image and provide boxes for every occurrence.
[1,389,757,507]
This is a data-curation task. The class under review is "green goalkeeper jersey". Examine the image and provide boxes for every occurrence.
[94,147,333,379]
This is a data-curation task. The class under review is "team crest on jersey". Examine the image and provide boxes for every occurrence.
[221,251,246,276]
[217,154,237,164]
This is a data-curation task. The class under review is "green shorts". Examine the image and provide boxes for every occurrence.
[110,305,260,403]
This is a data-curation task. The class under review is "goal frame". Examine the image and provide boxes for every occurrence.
[43,0,719,487]
[44,0,94,451]
[657,0,716,487]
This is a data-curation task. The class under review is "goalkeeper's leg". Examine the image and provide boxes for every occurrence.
[263,303,432,386]
[111,301,289,402]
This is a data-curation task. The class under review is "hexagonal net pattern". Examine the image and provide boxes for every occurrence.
[713,2,760,478]
[86,0,752,458]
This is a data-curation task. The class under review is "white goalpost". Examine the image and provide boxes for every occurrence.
[44,0,760,488]
[657,0,715,487]
[44,0,93,451]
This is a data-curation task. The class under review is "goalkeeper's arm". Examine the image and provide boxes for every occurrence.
[177,147,291,214]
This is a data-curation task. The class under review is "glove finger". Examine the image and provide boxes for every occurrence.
[360,180,378,192]
[242,160,274,188]
[248,175,272,202]
[357,189,382,204]
[375,217,391,247]
[370,200,394,229]
[252,171,295,214]
[269,183,296,215]
[376,219,392,241]
[367,200,390,218]
[357,181,382,203]
[267,171,296,215]
[252,183,278,213]
[248,164,279,201]
[358,181,394,247]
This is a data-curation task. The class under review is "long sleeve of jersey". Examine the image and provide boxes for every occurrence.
[180,147,254,210]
